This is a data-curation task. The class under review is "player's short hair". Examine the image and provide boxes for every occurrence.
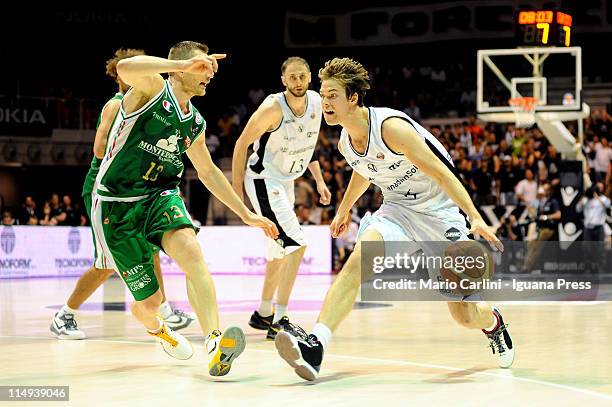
[168,41,209,60]
[318,58,370,106]
[105,48,145,81]
[281,57,310,75]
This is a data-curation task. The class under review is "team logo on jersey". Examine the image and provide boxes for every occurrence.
[444,227,462,242]
[195,112,203,125]
[376,152,385,160]
[162,100,173,113]
[367,163,378,172]
[156,131,182,153]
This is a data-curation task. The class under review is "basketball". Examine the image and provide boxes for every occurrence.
[439,240,494,296]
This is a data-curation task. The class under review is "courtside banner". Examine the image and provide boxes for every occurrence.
[0,225,331,278]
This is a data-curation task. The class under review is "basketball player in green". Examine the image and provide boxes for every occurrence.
[90,41,278,376]
[50,49,195,342]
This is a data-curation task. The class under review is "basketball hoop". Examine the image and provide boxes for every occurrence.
[509,97,538,128]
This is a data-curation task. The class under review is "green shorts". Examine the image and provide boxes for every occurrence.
[91,189,197,301]
[85,190,161,271]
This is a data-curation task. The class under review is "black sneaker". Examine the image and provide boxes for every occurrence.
[274,317,323,381]
[266,315,292,340]
[248,310,274,330]
[483,307,515,368]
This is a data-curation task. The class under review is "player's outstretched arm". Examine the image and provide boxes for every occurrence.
[231,98,282,200]
[330,170,370,238]
[93,99,121,159]
[382,118,504,252]
[117,53,226,99]
[187,136,279,239]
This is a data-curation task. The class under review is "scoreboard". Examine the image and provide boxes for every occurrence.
[516,10,573,47]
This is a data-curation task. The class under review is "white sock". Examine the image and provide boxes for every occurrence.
[312,323,332,350]
[273,304,288,323]
[484,313,499,332]
[258,300,273,317]
[159,301,173,319]
[147,317,163,334]
[60,304,77,315]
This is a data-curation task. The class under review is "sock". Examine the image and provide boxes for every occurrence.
[158,301,173,319]
[147,317,163,334]
[60,304,78,315]
[273,304,288,323]
[483,312,500,333]
[258,299,273,317]
[312,323,332,350]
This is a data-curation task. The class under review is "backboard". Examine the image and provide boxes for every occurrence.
[477,47,584,123]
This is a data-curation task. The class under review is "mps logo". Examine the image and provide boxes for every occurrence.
[0,226,16,254]
[68,228,81,254]
[162,100,173,113]
[444,227,462,242]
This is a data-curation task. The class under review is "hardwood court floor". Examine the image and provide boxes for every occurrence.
[1,274,611,406]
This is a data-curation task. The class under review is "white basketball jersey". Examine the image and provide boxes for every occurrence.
[246,90,322,181]
[339,107,458,214]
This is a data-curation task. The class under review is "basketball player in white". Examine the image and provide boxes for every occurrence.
[274,58,515,381]
[233,57,331,339]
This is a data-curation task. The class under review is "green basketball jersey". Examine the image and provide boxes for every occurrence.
[81,92,123,197]
[96,80,206,199]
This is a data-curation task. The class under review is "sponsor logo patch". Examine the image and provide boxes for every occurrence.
[444,227,462,242]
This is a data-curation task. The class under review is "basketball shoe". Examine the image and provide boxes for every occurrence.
[274,317,323,381]
[205,326,246,376]
[248,310,274,330]
[164,309,196,331]
[483,307,515,368]
[50,311,86,340]
[148,317,193,360]
[266,315,292,340]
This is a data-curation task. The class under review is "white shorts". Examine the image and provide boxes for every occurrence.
[244,174,306,260]
[357,201,481,301]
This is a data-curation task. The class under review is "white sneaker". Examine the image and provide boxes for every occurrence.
[164,309,196,331]
[205,326,246,376]
[50,311,86,340]
[148,318,194,360]
[483,307,515,368]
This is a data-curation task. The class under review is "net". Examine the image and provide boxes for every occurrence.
[509,97,538,128]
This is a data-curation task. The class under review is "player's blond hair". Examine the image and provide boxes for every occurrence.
[318,58,370,107]
[105,48,145,82]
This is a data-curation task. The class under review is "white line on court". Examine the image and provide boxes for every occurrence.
[2,334,611,401]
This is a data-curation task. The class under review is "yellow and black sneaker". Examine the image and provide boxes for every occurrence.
[206,326,246,376]
[248,310,274,330]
